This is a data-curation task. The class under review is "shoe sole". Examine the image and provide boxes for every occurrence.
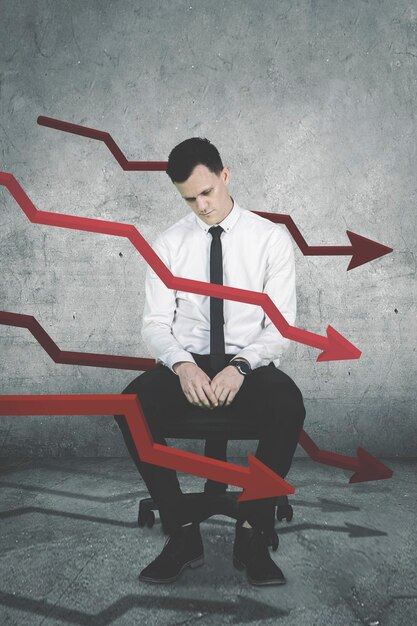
[139,555,204,584]
[233,556,286,586]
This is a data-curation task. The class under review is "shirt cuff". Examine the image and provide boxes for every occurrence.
[230,350,263,370]
[162,351,197,375]
[230,349,284,370]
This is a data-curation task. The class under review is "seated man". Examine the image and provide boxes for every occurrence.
[114,137,306,586]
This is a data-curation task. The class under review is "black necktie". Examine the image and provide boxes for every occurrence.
[208,226,225,371]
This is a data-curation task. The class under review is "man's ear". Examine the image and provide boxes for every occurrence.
[222,166,231,184]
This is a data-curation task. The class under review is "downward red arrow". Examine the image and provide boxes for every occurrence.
[0,394,295,501]
[0,172,362,362]
[299,431,393,482]
[36,116,393,270]
[0,309,361,368]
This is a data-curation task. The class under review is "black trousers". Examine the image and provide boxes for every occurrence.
[114,353,306,535]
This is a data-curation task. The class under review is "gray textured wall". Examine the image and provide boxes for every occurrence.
[0,0,416,459]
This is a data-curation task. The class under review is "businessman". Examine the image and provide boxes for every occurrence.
[114,137,306,585]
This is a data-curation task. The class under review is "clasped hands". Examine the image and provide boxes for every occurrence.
[174,362,245,409]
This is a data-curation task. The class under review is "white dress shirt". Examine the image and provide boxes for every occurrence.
[141,198,296,374]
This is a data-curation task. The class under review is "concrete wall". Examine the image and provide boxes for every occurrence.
[0,0,416,458]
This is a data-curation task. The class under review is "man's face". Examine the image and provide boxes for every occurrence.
[174,164,233,225]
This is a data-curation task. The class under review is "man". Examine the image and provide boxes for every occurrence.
[114,137,306,586]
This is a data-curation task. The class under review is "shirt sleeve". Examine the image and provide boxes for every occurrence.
[232,226,297,369]
[141,236,197,374]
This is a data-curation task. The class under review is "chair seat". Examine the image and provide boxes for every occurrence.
[160,406,262,440]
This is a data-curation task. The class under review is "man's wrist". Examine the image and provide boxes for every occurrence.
[228,358,252,376]
[230,357,250,366]
[173,361,196,375]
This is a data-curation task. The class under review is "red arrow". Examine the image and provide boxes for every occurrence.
[0,394,295,501]
[0,311,356,369]
[299,430,393,482]
[0,172,361,361]
[0,311,157,371]
[37,116,393,270]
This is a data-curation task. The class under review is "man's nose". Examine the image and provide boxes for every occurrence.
[197,196,209,212]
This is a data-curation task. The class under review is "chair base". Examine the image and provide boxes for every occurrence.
[138,491,293,533]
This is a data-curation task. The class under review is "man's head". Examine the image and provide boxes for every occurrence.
[166,137,233,225]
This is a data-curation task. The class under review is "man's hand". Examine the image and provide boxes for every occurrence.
[173,362,219,409]
[210,365,245,407]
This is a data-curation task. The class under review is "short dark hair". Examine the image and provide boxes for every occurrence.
[166,137,224,183]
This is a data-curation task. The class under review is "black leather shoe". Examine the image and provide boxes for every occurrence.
[233,522,286,585]
[139,522,204,584]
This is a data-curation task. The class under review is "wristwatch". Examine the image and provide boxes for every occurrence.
[229,358,252,376]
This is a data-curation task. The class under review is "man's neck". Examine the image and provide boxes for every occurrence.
[215,196,234,225]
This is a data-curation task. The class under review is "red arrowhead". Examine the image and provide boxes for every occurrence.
[317,325,362,362]
[349,447,393,483]
[346,231,393,270]
[237,454,295,502]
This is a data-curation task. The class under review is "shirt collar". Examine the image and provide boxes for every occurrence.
[194,196,242,233]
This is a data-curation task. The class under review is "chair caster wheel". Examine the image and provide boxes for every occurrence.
[276,504,293,522]
[138,509,155,528]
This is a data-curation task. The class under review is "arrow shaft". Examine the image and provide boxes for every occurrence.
[316,450,359,471]
[0,394,130,416]
[251,211,354,255]
[37,115,167,171]
[122,397,251,488]
[0,395,249,489]
[299,430,359,471]
[303,246,353,255]
[148,444,250,487]
[0,311,157,371]
[0,394,294,497]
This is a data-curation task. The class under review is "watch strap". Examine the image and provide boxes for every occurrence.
[229,358,251,375]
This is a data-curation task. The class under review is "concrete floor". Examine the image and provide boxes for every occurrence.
[0,456,415,626]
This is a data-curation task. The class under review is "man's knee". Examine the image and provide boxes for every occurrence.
[260,368,306,424]
[114,372,149,426]
[119,369,163,408]
[121,372,149,395]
